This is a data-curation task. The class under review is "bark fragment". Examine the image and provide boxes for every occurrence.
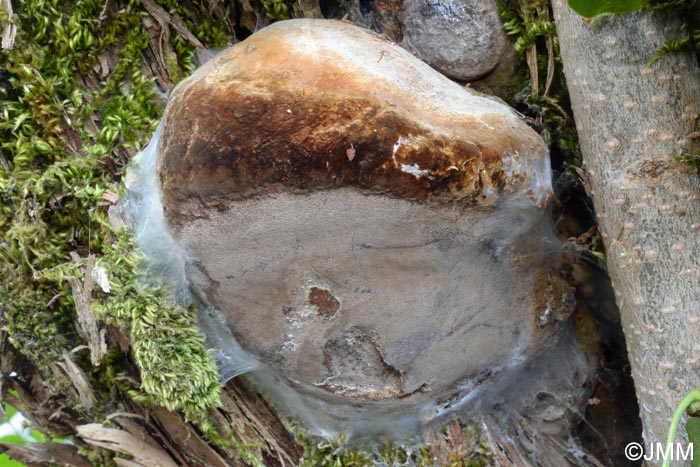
[77,423,179,467]
[69,253,107,367]
[0,442,93,467]
[141,0,205,49]
[0,0,15,50]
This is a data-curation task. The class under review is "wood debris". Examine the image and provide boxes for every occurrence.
[0,0,16,50]
[55,350,96,409]
[77,424,179,467]
[141,0,204,49]
[69,253,107,366]
[0,442,93,467]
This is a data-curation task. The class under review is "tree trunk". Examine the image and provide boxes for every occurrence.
[552,0,700,454]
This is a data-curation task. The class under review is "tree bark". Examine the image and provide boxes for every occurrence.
[552,0,700,454]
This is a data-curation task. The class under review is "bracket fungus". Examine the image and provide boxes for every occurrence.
[134,19,567,436]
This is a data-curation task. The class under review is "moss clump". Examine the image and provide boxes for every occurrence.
[288,422,492,467]
[676,152,700,167]
[261,0,292,20]
[0,0,231,426]
[92,232,221,421]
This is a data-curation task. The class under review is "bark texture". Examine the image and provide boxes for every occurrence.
[552,0,700,452]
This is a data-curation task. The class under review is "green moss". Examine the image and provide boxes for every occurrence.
[0,0,233,430]
[92,232,221,422]
[287,421,492,467]
[676,152,700,167]
[646,1,700,64]
[500,0,554,55]
[261,0,291,20]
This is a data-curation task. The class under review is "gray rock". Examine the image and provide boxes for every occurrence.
[400,0,508,81]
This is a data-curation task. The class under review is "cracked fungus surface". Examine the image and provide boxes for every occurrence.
[131,19,560,436]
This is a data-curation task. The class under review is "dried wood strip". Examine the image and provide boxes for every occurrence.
[69,253,107,366]
[141,0,205,49]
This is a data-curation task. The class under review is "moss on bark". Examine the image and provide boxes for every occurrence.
[0,0,230,443]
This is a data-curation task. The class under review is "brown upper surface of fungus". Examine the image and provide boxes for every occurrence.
[158,19,550,221]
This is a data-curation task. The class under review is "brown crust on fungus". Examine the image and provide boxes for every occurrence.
[308,287,341,320]
[162,93,507,203]
[158,19,550,221]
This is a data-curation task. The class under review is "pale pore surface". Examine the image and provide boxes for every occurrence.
[176,188,549,401]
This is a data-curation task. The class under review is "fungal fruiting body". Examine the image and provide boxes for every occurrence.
[134,19,561,437]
